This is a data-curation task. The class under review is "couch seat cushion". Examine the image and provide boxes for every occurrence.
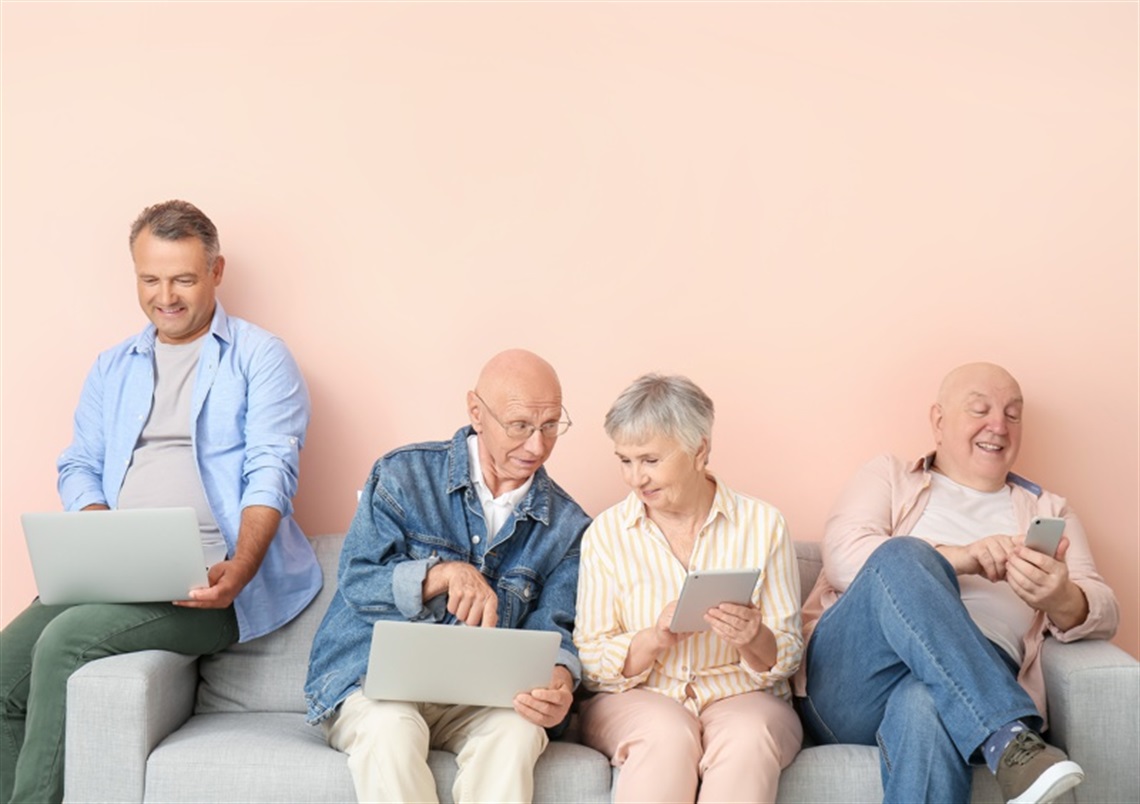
[146,712,613,804]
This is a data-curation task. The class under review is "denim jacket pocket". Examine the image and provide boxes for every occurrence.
[405,533,467,564]
[497,571,545,627]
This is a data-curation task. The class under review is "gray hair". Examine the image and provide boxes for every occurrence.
[129,200,221,269]
[604,373,714,456]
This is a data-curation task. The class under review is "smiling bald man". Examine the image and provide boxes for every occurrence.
[796,362,1118,804]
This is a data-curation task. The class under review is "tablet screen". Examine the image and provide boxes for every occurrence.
[668,567,760,633]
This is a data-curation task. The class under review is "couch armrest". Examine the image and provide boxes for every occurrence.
[65,650,199,803]
[1041,638,1140,804]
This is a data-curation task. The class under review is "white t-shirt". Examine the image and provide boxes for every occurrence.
[911,472,1033,663]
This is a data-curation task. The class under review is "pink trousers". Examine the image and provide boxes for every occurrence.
[580,688,802,803]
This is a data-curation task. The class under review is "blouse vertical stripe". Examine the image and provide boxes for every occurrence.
[574,477,803,715]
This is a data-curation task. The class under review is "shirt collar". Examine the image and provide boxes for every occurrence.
[466,433,533,509]
[708,475,736,522]
[127,302,230,355]
[618,473,733,530]
[914,451,936,473]
[915,450,1042,497]
[446,426,552,524]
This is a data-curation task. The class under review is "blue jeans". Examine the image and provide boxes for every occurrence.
[800,537,1041,803]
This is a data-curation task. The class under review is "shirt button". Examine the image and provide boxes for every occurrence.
[681,666,688,673]
[471,535,481,545]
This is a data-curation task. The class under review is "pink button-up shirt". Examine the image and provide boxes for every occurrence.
[797,452,1118,722]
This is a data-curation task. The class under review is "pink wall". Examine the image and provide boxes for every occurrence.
[2,3,1136,658]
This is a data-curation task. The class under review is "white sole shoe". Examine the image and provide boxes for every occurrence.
[1007,759,1085,804]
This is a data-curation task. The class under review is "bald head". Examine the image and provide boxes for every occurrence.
[930,362,1024,491]
[474,349,561,406]
[468,350,565,496]
[937,362,1022,408]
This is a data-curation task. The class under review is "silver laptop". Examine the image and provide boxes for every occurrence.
[363,620,560,708]
[22,507,210,605]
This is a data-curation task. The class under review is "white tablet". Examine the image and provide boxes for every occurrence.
[669,568,761,633]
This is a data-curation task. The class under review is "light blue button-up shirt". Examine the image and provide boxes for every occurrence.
[56,304,322,641]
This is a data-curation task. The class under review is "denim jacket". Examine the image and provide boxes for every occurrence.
[304,426,591,725]
[55,304,322,642]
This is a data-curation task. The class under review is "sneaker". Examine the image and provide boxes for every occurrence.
[997,731,1085,804]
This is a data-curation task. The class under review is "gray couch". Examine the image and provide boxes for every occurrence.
[65,535,1139,803]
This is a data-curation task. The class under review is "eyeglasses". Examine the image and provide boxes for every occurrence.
[473,391,572,440]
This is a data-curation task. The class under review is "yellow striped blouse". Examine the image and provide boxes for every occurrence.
[573,477,803,715]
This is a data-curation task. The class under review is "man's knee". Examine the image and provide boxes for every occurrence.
[330,697,430,755]
[867,537,956,585]
[383,707,432,748]
[870,535,935,565]
[30,603,142,666]
[30,607,93,667]
[887,676,941,719]
[478,710,547,756]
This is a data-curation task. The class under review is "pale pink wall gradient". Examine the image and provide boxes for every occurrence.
[2,4,1136,657]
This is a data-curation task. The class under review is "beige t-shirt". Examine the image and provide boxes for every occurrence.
[118,335,226,566]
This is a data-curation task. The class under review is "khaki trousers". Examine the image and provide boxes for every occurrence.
[325,690,549,803]
[580,688,802,803]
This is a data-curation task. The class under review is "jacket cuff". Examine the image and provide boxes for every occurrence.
[393,556,442,620]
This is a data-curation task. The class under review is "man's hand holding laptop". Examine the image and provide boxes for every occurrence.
[179,505,282,610]
[514,665,575,728]
[423,559,576,728]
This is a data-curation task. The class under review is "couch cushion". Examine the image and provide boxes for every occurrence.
[776,744,883,802]
[146,712,613,803]
[195,534,343,714]
[795,540,821,600]
[146,712,357,801]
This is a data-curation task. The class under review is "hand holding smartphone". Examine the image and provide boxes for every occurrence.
[1024,516,1064,557]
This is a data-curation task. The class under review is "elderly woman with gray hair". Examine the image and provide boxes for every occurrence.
[573,374,803,803]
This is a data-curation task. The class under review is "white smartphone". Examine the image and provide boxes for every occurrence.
[668,568,760,633]
[1024,516,1065,556]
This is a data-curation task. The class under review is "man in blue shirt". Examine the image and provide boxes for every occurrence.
[0,200,322,804]
[305,349,590,804]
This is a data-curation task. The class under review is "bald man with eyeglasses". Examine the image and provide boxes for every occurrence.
[304,349,590,804]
